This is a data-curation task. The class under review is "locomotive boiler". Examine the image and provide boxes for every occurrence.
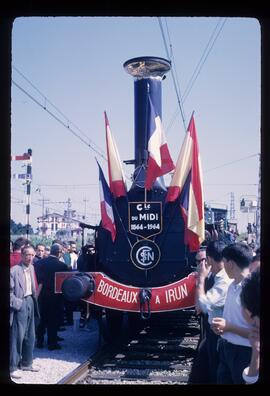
[55,57,197,326]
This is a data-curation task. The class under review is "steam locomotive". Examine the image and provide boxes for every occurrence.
[55,57,197,330]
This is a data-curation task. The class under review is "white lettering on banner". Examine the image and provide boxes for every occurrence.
[97,279,105,292]
[97,279,138,304]
[116,289,123,301]
[107,284,114,297]
[136,203,150,211]
[139,213,159,221]
[165,283,188,303]
[155,295,160,304]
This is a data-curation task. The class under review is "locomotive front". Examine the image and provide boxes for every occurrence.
[55,57,197,318]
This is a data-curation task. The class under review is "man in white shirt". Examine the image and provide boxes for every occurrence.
[69,242,78,270]
[193,241,232,383]
[62,241,78,325]
[211,242,253,384]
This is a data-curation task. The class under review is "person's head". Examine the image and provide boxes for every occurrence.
[50,243,63,258]
[206,240,227,274]
[204,229,212,243]
[62,241,69,253]
[44,246,50,257]
[222,242,253,279]
[21,245,35,267]
[81,244,95,255]
[194,247,207,270]
[249,242,256,251]
[68,241,77,253]
[240,269,260,325]
[217,219,224,232]
[13,237,30,252]
[249,253,260,273]
[35,243,45,258]
[52,239,62,245]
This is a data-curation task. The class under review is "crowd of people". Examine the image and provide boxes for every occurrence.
[9,237,96,379]
[190,240,260,385]
[9,233,261,384]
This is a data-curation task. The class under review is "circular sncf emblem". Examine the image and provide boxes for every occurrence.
[130,240,160,270]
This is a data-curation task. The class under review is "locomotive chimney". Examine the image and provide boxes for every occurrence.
[123,56,171,189]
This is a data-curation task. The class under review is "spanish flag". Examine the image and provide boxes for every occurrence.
[166,113,204,251]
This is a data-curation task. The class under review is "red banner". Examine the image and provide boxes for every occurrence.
[55,271,197,313]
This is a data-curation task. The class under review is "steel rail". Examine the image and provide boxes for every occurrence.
[57,360,91,384]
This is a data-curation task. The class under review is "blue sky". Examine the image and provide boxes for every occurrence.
[11,17,260,233]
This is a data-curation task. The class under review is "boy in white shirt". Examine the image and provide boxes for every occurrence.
[211,242,253,384]
[240,269,260,384]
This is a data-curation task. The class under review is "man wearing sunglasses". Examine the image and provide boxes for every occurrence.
[190,241,232,383]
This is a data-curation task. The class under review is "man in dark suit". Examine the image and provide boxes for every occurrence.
[36,243,69,350]
[10,245,40,379]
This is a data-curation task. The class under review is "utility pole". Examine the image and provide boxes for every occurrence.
[38,196,50,236]
[83,197,89,220]
[11,150,32,236]
[229,192,236,221]
[25,148,32,240]
[256,154,261,248]
[81,198,89,246]
[66,198,72,240]
[38,196,50,218]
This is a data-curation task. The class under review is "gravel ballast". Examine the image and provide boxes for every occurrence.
[11,318,101,384]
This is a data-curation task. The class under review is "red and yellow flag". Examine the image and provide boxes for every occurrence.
[166,113,204,251]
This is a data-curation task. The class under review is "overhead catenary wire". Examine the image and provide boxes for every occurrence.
[182,18,227,103]
[32,183,98,189]
[158,17,187,132]
[12,73,107,162]
[205,183,258,186]
[165,18,227,134]
[11,196,100,223]
[204,153,259,173]
[12,65,105,155]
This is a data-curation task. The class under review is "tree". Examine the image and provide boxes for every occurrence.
[10,219,34,235]
[56,229,69,239]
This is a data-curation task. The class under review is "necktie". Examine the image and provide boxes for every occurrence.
[205,273,215,291]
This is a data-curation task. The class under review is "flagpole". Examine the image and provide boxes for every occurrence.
[159,197,181,245]
[144,85,150,203]
[26,148,32,240]
[112,200,133,249]
[190,110,195,127]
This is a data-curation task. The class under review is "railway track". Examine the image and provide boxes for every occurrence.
[59,309,200,385]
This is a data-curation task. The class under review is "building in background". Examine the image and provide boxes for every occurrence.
[37,210,81,239]
[204,202,228,226]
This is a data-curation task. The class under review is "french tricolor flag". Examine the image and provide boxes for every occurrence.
[11,153,31,162]
[166,113,204,251]
[97,161,116,242]
[145,96,175,190]
[105,112,126,198]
